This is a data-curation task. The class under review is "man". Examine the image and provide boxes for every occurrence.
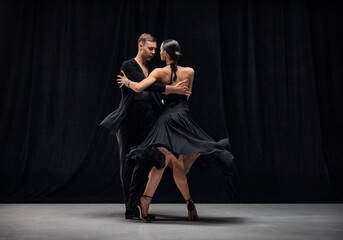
[100,33,190,219]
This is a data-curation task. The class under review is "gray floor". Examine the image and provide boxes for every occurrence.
[0,204,342,240]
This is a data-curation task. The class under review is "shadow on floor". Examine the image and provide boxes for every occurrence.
[145,214,247,225]
[85,211,247,225]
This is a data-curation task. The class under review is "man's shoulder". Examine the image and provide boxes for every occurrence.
[121,59,136,70]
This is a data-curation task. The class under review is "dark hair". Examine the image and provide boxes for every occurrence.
[162,39,183,63]
[138,33,156,45]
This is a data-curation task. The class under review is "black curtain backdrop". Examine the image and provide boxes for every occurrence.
[0,0,342,203]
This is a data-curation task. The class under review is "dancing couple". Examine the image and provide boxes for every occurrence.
[101,33,233,222]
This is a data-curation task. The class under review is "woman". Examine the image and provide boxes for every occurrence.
[117,39,233,222]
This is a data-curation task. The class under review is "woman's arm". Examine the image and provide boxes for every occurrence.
[187,69,195,101]
[117,69,159,92]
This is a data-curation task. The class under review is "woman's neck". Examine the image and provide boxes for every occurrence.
[166,60,176,66]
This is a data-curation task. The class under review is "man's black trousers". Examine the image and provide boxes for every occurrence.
[116,100,156,216]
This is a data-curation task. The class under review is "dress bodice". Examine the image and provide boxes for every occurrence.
[163,94,187,109]
[162,63,188,108]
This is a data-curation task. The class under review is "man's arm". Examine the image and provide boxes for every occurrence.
[145,82,166,92]
[165,83,191,96]
[145,82,192,96]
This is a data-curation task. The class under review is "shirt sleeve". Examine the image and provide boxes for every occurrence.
[145,83,166,92]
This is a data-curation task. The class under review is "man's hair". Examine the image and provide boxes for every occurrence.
[138,33,156,45]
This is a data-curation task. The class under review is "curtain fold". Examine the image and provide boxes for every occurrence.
[1,0,342,203]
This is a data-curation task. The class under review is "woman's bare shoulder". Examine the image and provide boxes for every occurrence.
[156,66,171,72]
[150,67,168,76]
[181,66,195,75]
[180,66,194,71]
[151,66,170,84]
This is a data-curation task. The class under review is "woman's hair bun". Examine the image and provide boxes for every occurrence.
[163,39,183,63]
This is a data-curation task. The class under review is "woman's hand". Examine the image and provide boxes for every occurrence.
[117,70,128,88]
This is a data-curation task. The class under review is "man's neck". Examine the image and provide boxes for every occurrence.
[134,54,147,67]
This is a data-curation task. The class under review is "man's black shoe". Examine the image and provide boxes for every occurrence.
[133,212,156,220]
[125,209,133,219]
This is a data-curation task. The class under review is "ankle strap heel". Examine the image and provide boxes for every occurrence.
[186,198,195,211]
[143,195,153,199]
[186,198,198,221]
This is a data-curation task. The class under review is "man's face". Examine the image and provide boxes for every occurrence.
[140,41,156,61]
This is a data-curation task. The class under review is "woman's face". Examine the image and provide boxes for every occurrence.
[160,43,166,61]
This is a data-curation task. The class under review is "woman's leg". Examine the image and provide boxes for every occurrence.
[171,154,199,220]
[139,151,172,218]
[171,154,191,200]
[143,165,167,197]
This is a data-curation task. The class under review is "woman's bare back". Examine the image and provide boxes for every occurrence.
[156,65,194,89]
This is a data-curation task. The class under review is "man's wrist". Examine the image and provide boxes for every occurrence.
[166,85,175,93]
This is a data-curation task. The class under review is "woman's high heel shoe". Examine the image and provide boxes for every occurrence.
[137,195,153,223]
[186,198,198,221]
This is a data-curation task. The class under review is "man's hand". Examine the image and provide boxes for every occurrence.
[117,70,128,88]
[166,79,192,97]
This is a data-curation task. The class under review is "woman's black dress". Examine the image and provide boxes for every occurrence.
[128,92,234,173]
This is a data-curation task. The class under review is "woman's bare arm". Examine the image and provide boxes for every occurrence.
[117,69,159,92]
[187,68,195,100]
